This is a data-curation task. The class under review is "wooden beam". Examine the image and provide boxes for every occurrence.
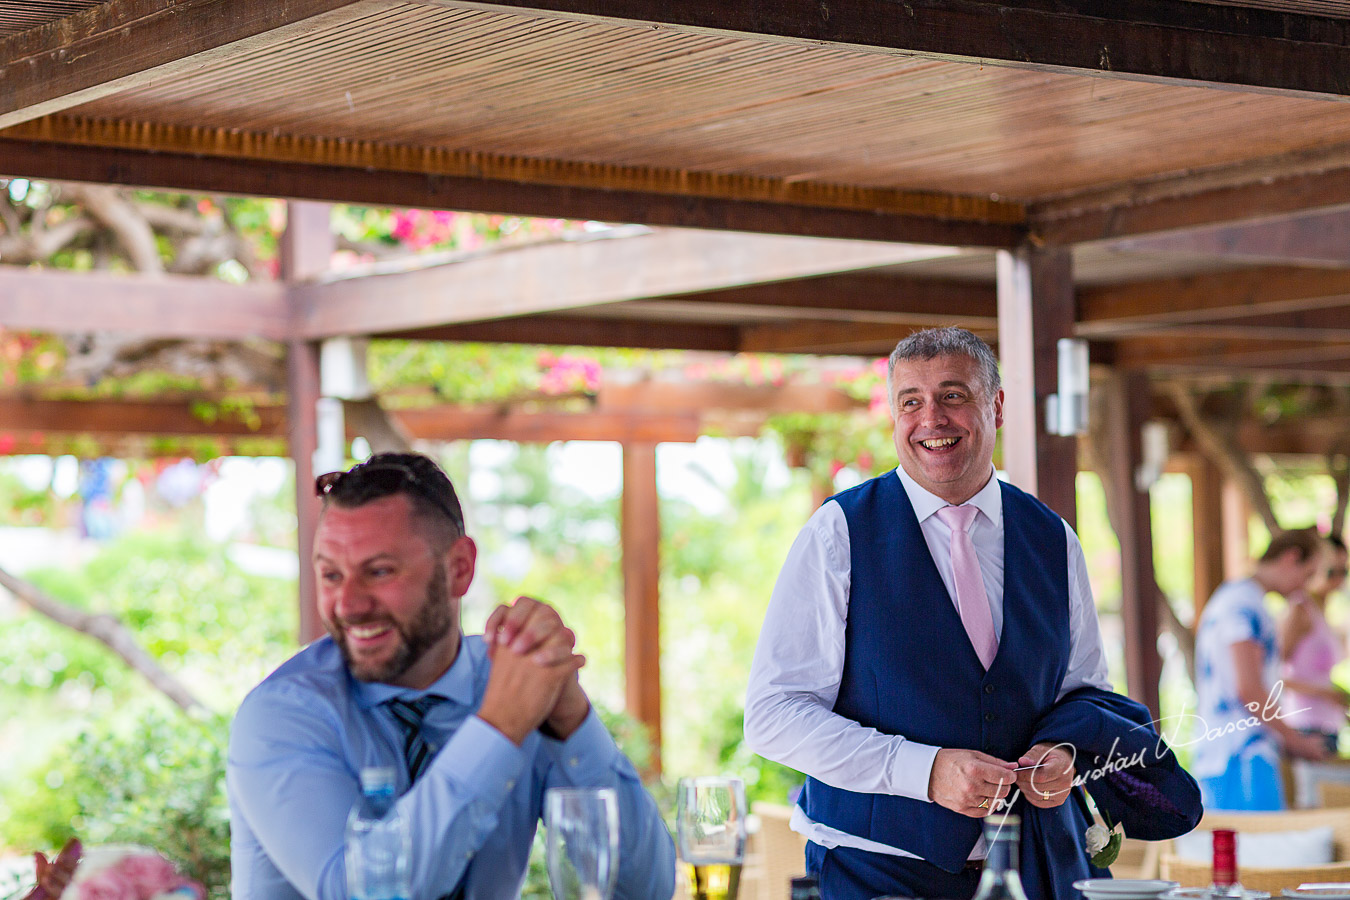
[281,200,333,645]
[596,382,862,415]
[1107,335,1350,369]
[739,322,914,355]
[1104,371,1161,718]
[621,441,662,772]
[1078,267,1350,336]
[0,396,285,435]
[0,0,371,129]
[0,267,287,339]
[394,407,699,444]
[294,229,960,338]
[443,0,1350,101]
[385,316,741,352]
[997,245,1078,524]
[1109,209,1350,266]
[648,271,997,322]
[1036,169,1350,245]
[0,135,1024,248]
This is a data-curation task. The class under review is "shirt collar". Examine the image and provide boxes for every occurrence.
[894,465,1003,529]
[351,633,482,709]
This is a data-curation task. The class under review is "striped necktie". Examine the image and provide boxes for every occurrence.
[385,695,448,783]
[384,695,465,900]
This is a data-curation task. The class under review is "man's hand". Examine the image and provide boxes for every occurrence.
[1019,742,1077,809]
[23,838,80,900]
[929,749,1017,818]
[478,597,587,744]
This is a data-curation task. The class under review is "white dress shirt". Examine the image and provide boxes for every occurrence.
[743,466,1111,860]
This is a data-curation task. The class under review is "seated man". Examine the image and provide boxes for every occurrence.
[228,453,674,900]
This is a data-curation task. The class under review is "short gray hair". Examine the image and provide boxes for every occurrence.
[886,327,1001,404]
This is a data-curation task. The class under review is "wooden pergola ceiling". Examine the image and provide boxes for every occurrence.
[5,1,1350,379]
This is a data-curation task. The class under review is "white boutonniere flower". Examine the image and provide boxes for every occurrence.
[1086,818,1124,868]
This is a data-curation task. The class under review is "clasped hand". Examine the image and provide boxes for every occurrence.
[929,742,1077,817]
[477,596,589,745]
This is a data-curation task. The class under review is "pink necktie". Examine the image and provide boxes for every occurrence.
[936,505,998,670]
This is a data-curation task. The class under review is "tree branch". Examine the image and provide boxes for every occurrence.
[61,184,163,274]
[0,564,208,715]
[1164,381,1281,534]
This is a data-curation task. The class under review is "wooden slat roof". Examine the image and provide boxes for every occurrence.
[0,0,100,36]
[5,1,1350,381]
[52,4,1350,203]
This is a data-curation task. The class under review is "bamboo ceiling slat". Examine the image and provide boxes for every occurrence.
[0,0,103,37]
[46,3,1350,201]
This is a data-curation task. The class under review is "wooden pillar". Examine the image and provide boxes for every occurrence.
[281,201,334,644]
[1222,479,1253,580]
[1188,454,1226,625]
[996,245,1078,527]
[1105,372,1162,719]
[621,441,662,772]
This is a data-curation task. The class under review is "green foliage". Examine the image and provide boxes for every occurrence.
[2,704,231,900]
[0,531,296,704]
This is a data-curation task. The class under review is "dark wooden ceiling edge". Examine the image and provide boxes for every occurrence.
[437,0,1350,100]
[0,136,1024,248]
[1,115,1024,227]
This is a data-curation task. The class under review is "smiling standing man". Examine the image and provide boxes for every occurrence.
[227,453,674,900]
[745,327,1137,900]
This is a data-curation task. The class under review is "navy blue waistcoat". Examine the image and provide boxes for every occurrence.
[798,470,1071,873]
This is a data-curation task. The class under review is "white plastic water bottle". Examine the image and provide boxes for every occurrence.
[346,767,411,900]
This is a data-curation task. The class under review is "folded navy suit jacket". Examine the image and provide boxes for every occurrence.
[1017,686,1204,900]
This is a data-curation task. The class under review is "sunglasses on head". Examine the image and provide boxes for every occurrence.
[315,462,464,534]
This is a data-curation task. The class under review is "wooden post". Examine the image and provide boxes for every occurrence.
[996,245,1078,527]
[1223,479,1253,580]
[621,441,662,772]
[281,201,334,644]
[1105,372,1163,718]
[1188,454,1226,625]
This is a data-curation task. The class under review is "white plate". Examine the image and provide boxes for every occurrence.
[1075,879,1180,900]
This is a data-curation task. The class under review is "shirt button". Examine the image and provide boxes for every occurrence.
[984,684,995,694]
[983,743,993,753]
[506,779,516,790]
[984,712,995,722]
[569,757,580,767]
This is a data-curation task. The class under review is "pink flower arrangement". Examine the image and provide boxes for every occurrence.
[69,847,203,900]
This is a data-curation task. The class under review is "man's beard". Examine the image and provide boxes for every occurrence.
[333,563,455,683]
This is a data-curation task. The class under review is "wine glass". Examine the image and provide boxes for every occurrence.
[677,777,747,900]
[545,787,620,900]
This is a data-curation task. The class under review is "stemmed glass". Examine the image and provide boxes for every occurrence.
[677,777,748,900]
[545,787,620,900]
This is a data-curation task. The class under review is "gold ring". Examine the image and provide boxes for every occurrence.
[978,799,989,809]
[1041,791,1051,800]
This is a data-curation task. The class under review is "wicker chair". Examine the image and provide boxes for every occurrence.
[1198,808,1350,858]
[1320,780,1350,809]
[1111,837,1163,880]
[744,803,807,900]
[1161,855,1350,892]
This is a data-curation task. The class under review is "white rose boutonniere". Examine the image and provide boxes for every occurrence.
[1086,816,1124,868]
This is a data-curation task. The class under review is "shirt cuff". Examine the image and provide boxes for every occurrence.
[541,708,623,783]
[434,714,528,802]
[891,739,942,802]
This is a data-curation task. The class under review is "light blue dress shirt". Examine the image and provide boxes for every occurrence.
[227,634,674,900]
